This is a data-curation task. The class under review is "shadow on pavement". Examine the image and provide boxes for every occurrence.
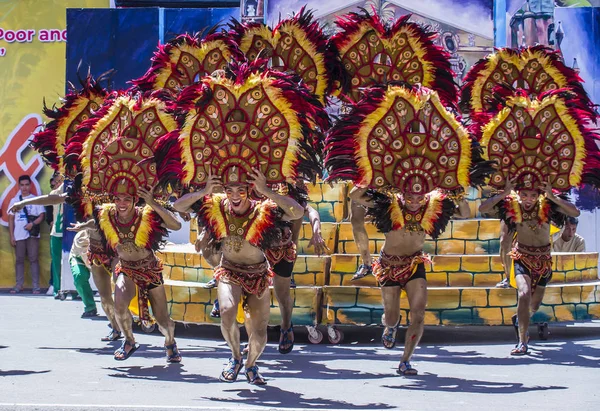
[383,373,567,394]
[0,369,50,377]
[201,385,394,410]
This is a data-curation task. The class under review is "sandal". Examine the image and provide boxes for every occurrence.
[351,264,372,281]
[101,329,123,342]
[382,325,398,349]
[397,361,418,376]
[245,365,267,386]
[510,342,528,356]
[165,342,182,363]
[114,340,139,361]
[219,357,243,383]
[278,324,294,354]
[210,299,221,318]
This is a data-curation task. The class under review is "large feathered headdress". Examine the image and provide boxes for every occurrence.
[474,88,600,192]
[156,61,326,189]
[329,11,457,107]
[31,72,110,175]
[461,45,595,117]
[132,32,242,93]
[74,94,178,198]
[325,84,483,194]
[229,7,341,104]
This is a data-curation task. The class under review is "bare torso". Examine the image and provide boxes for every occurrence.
[115,242,153,262]
[220,236,266,265]
[515,222,551,247]
[382,228,426,256]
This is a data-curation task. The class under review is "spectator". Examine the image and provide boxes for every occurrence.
[553,217,586,252]
[8,175,46,294]
[69,230,98,318]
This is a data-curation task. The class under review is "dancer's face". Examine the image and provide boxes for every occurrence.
[518,189,539,211]
[114,194,136,215]
[225,184,250,214]
[404,193,425,212]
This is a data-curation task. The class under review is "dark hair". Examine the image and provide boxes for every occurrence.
[566,216,579,225]
[18,175,31,183]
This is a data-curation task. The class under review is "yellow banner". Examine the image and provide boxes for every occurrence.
[0,0,109,289]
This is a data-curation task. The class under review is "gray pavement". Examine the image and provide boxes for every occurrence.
[1,293,599,411]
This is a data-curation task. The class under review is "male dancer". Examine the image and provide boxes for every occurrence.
[174,168,304,385]
[480,178,579,354]
[351,186,469,374]
[73,183,182,362]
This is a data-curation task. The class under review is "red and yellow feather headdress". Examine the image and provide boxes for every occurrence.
[461,45,595,117]
[475,89,600,192]
[75,94,178,198]
[156,61,326,189]
[325,84,474,194]
[229,7,340,104]
[31,72,109,175]
[330,11,457,107]
[132,32,242,93]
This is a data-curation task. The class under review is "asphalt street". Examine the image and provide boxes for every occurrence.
[1,293,599,411]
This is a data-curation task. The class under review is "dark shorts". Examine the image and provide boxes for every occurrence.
[514,259,553,288]
[381,262,427,288]
[273,259,295,278]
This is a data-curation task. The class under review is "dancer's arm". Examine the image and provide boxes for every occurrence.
[248,168,304,221]
[479,178,515,215]
[9,192,67,213]
[349,186,374,208]
[139,187,182,231]
[540,179,580,218]
[173,172,222,213]
[306,205,328,256]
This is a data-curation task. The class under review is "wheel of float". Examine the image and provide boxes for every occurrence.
[537,322,549,340]
[141,321,156,333]
[327,327,344,344]
[306,326,323,344]
[59,291,67,301]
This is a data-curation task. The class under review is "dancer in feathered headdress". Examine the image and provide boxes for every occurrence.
[478,88,600,356]
[10,72,120,331]
[325,82,492,376]
[328,9,460,284]
[67,94,183,363]
[171,61,326,384]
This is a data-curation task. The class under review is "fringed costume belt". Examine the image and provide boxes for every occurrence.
[214,259,274,296]
[509,243,552,291]
[88,238,112,271]
[264,242,297,266]
[115,254,164,324]
[373,250,431,288]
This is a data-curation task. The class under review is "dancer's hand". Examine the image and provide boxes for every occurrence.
[9,202,24,213]
[503,176,516,196]
[540,178,555,200]
[68,221,88,232]
[138,186,156,206]
[308,231,329,256]
[204,167,222,196]
[247,168,269,196]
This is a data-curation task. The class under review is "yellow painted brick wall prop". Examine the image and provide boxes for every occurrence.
[551,272,566,283]
[171,286,190,303]
[556,254,575,271]
[588,303,600,318]
[428,289,460,309]
[184,304,207,323]
[173,252,187,267]
[170,266,184,281]
[464,241,487,254]
[581,285,596,303]
[473,273,504,286]
[501,307,517,324]
[461,289,489,307]
[356,287,383,307]
[542,287,564,305]
[474,307,503,324]
[432,255,461,272]
[561,286,582,304]
[452,220,480,240]
[436,239,466,255]
[462,255,491,272]
[441,309,474,325]
[534,304,555,321]
[582,268,599,282]
[554,304,575,321]
[478,219,501,240]
[448,273,474,287]
[490,256,505,272]
[183,267,199,282]
[565,270,582,283]
[424,311,441,325]
[426,273,448,287]
[575,253,588,270]
[169,303,186,322]
[488,288,517,307]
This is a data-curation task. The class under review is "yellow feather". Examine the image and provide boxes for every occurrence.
[98,204,119,250]
[421,190,444,234]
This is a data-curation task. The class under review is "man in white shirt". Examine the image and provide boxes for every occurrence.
[8,175,46,293]
[553,217,586,252]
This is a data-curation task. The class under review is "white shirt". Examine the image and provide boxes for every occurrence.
[8,193,46,241]
[553,233,586,252]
